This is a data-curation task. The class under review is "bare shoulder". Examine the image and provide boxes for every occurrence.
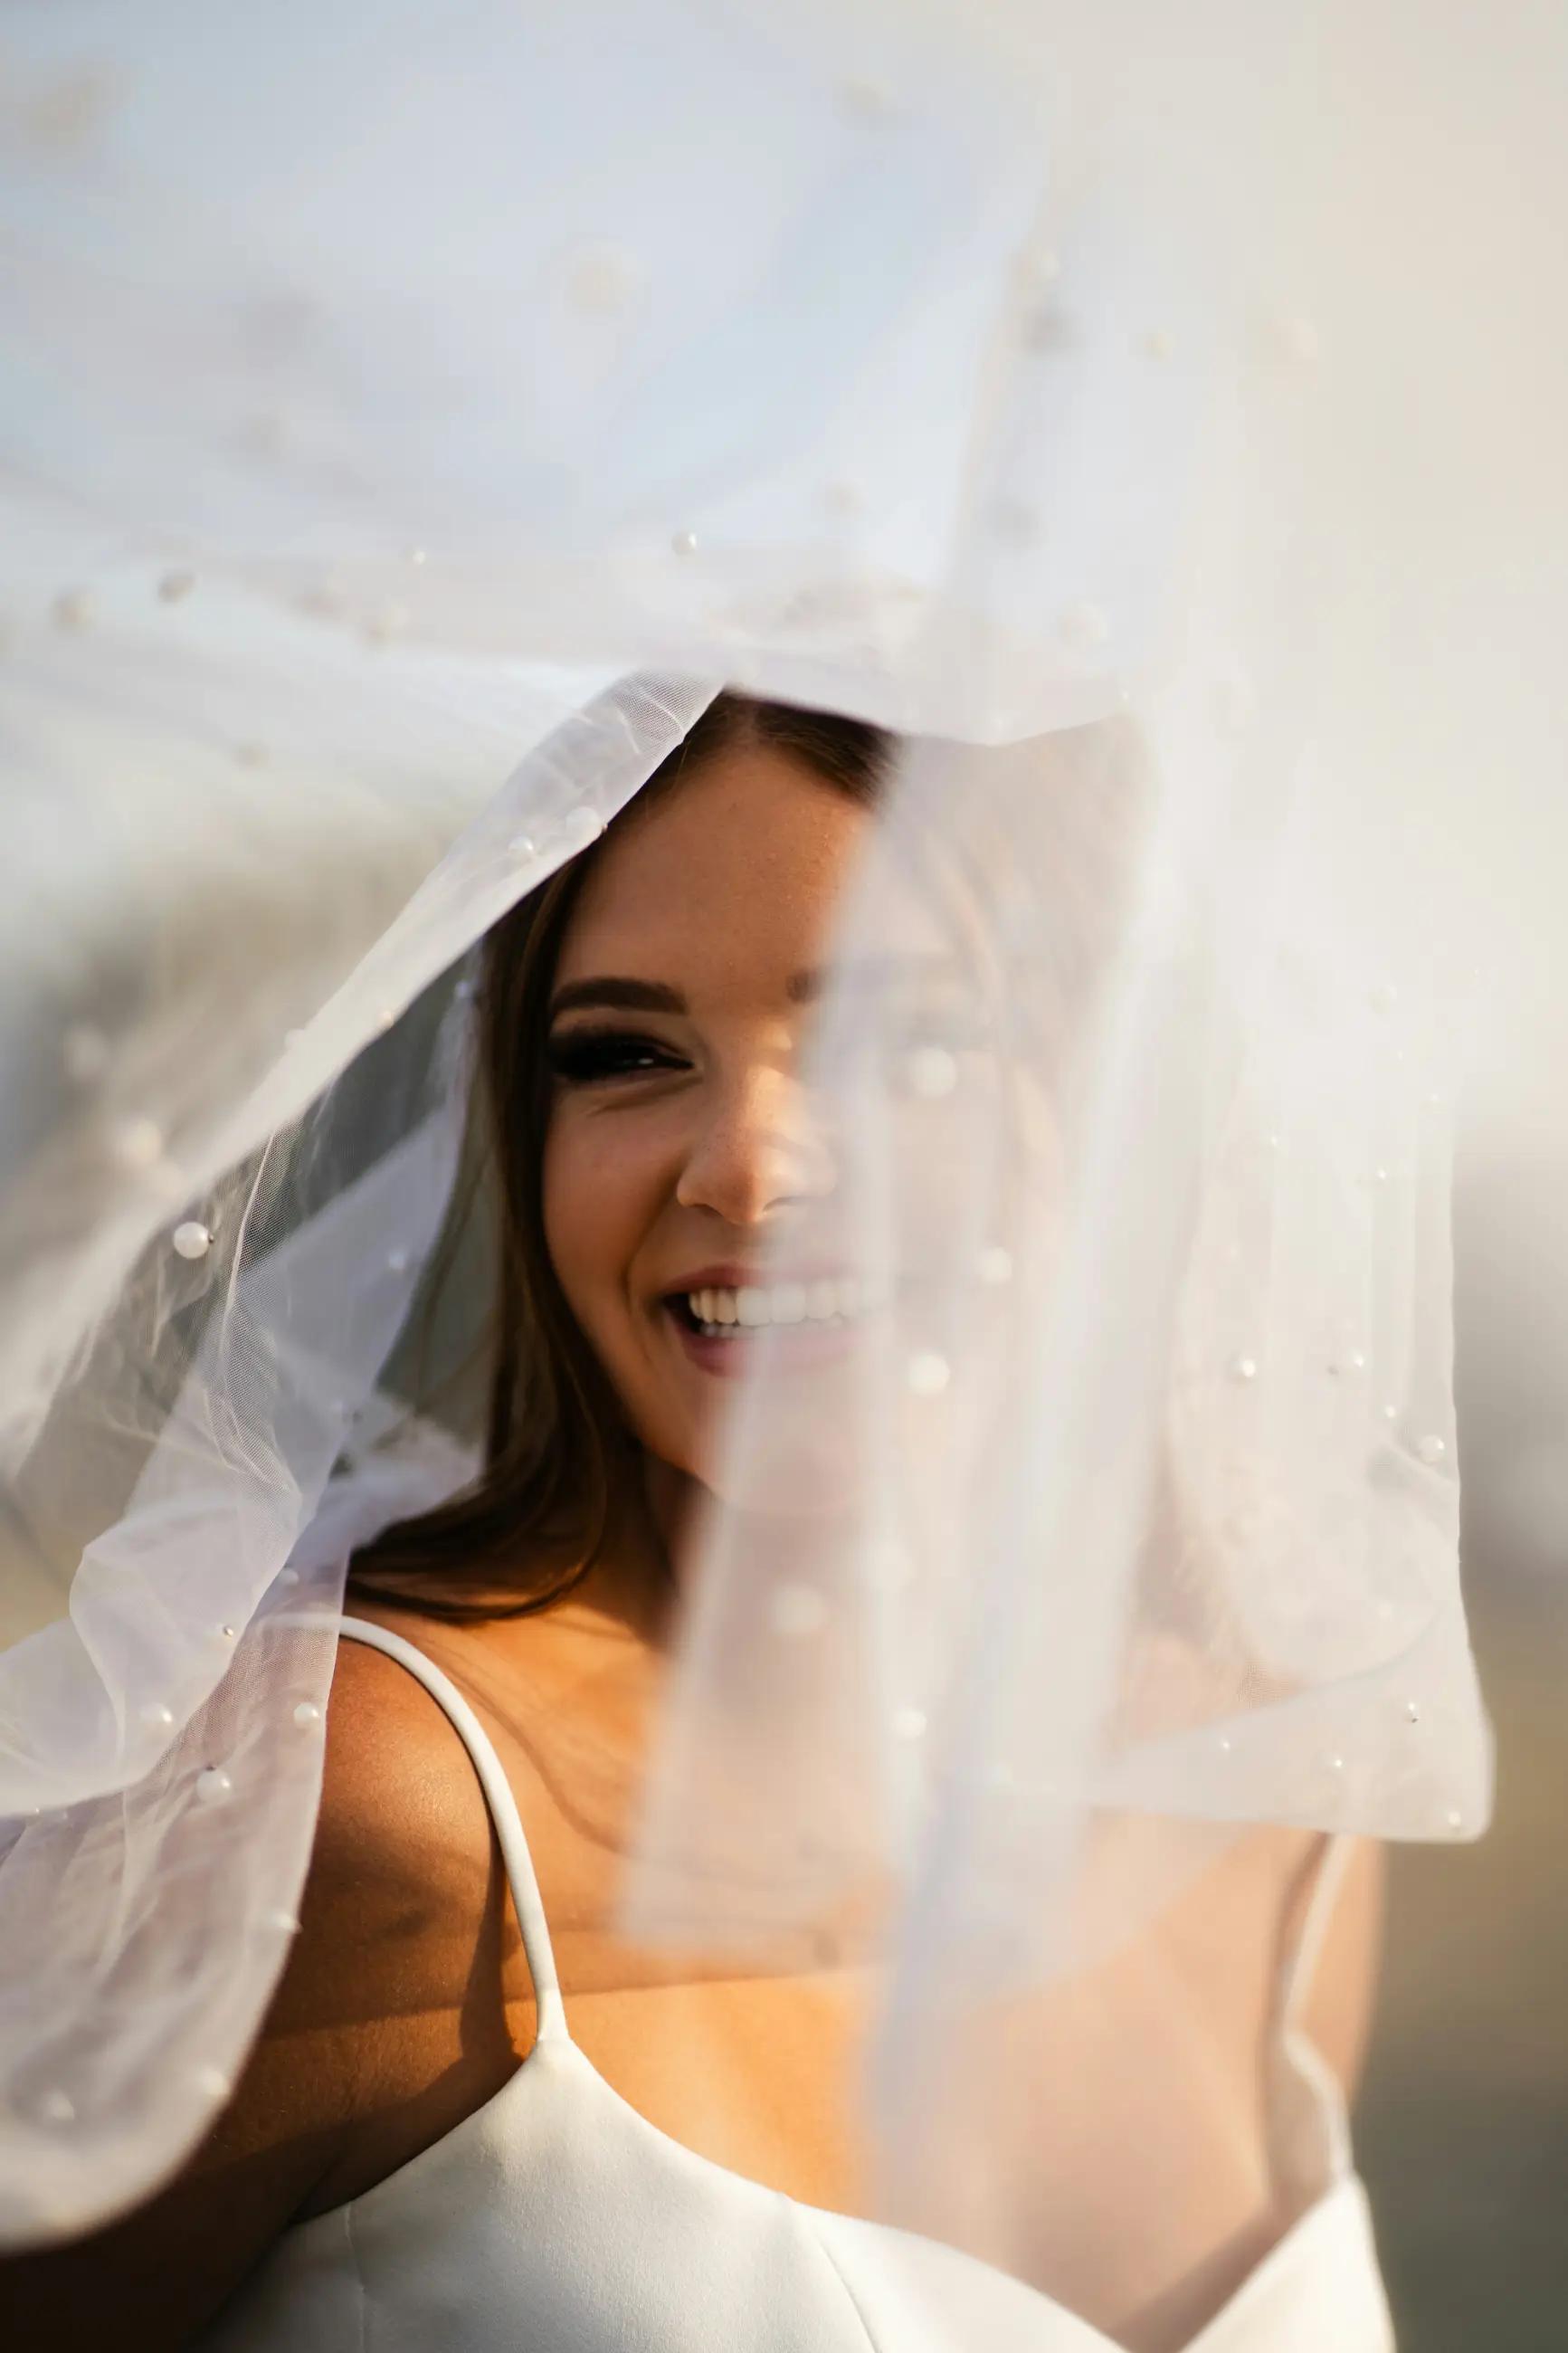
[0,1624,518,2351]
[267,1620,525,2166]
[301,1622,499,1955]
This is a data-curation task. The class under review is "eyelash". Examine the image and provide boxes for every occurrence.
[545,1026,689,1085]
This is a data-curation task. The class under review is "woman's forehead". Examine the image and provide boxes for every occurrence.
[552,749,872,986]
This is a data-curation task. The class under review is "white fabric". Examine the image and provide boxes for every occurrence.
[1,0,1562,2267]
[195,1617,1393,2353]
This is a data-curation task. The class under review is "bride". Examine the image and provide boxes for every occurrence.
[3,695,1388,2350]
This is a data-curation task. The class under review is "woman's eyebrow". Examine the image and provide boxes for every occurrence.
[548,976,688,1020]
[550,957,965,1021]
[805,953,970,997]
[784,959,971,1005]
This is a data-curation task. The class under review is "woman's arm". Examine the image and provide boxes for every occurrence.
[0,1634,522,2350]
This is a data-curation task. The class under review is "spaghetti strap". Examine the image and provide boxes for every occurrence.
[337,1614,570,2043]
[1267,1833,1355,2198]
[1279,1833,1355,2040]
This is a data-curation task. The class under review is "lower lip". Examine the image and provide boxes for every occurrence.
[661,1302,867,1378]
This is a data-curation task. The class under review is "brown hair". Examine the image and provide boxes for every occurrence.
[347,692,890,1622]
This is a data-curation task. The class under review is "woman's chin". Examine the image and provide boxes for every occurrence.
[633,1305,897,1522]
[691,1415,877,1524]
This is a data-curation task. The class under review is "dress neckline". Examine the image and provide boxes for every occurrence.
[309,2014,1368,2353]
[532,2030,1367,2353]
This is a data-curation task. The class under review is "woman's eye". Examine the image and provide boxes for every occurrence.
[878,1002,993,1064]
[545,1026,687,1085]
[898,1014,989,1057]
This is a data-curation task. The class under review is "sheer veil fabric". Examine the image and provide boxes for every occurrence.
[0,0,1563,2314]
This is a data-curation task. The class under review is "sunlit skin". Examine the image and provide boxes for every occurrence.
[2,744,1384,2353]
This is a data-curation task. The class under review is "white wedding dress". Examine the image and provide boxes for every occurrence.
[199,1619,1396,2353]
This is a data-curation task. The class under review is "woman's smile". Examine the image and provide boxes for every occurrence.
[652,1262,886,1380]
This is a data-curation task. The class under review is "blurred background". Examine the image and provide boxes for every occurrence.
[1361,1135,1568,2350]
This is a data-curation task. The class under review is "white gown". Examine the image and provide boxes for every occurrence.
[198,1618,1397,2353]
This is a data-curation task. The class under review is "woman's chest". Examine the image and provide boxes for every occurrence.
[503,1794,1329,2343]
[530,1960,873,2214]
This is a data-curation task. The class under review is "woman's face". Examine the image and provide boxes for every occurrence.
[542,746,870,1485]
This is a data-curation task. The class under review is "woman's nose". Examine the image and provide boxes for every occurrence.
[673,1065,836,1227]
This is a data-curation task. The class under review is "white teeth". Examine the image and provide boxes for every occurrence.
[683,1278,879,1334]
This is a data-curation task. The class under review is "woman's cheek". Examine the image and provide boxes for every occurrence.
[543,1109,654,1347]
[543,1119,604,1317]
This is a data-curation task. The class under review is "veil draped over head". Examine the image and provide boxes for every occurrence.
[2,0,1563,2305]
